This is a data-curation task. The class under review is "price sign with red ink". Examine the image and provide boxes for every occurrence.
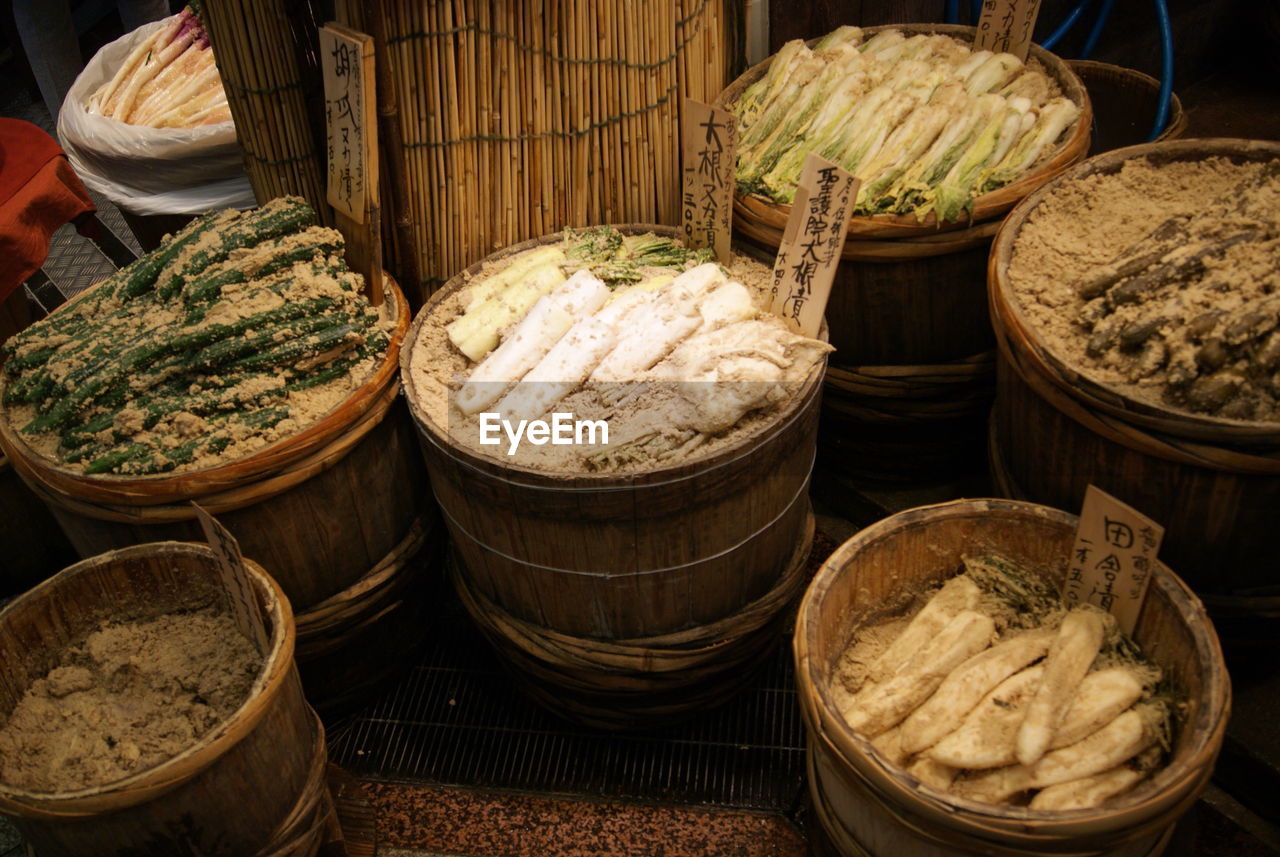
[1065,485,1165,635]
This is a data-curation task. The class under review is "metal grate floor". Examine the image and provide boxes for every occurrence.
[328,596,809,813]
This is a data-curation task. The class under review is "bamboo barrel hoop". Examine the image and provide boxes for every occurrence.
[0,542,329,857]
[990,138,1280,451]
[1067,61,1187,156]
[717,24,1093,243]
[794,499,1230,857]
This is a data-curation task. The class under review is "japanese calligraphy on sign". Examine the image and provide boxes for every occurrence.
[681,99,736,264]
[193,502,270,654]
[974,0,1043,61]
[769,153,858,338]
[1064,485,1166,635]
[320,24,376,223]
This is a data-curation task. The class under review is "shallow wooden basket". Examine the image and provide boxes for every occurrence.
[794,499,1229,857]
[0,542,328,857]
[717,23,1093,246]
[0,278,441,713]
[400,226,824,727]
[988,138,1280,648]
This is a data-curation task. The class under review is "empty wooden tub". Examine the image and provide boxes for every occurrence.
[795,498,1229,857]
[0,542,328,857]
[401,227,824,727]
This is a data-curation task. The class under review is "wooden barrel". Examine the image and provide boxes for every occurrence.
[0,542,330,857]
[400,227,823,727]
[988,138,1280,655]
[719,24,1091,482]
[1068,61,1186,157]
[795,498,1230,857]
[0,279,441,713]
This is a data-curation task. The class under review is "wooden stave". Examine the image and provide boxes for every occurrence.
[793,499,1229,856]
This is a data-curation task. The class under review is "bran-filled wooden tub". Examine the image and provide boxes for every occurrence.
[988,138,1280,654]
[0,542,329,857]
[795,499,1229,857]
[718,23,1092,482]
[402,225,826,727]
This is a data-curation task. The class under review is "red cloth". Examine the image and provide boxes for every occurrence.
[0,118,97,301]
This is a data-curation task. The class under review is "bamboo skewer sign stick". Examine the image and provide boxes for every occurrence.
[681,99,736,264]
[320,22,383,306]
[975,0,1044,61]
[770,154,859,338]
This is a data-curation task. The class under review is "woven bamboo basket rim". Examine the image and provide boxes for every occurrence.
[400,224,828,488]
[717,23,1093,240]
[990,137,1280,450]
[794,499,1230,841]
[1066,60,1188,144]
[293,511,436,639]
[455,510,813,675]
[0,276,410,508]
[0,542,296,818]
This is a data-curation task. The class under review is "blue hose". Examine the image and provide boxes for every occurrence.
[1041,1,1092,51]
[1150,0,1174,140]
[1080,0,1116,58]
[946,0,959,25]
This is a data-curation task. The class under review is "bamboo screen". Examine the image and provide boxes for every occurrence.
[371,0,739,288]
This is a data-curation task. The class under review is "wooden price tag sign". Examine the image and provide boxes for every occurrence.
[320,22,383,305]
[681,99,737,265]
[193,502,270,654]
[974,0,1044,61]
[769,153,858,338]
[1064,485,1166,635]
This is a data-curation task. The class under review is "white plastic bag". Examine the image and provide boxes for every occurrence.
[57,14,255,216]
